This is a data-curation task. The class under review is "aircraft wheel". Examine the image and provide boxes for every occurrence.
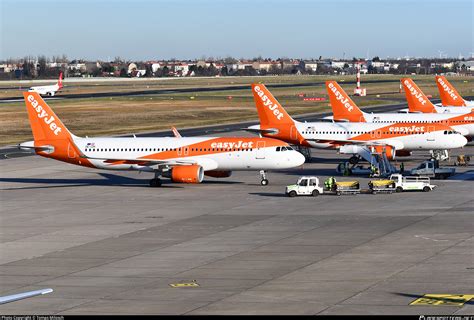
[261,179,269,186]
[349,156,359,165]
[149,178,162,187]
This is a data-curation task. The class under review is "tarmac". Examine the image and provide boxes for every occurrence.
[0,135,473,315]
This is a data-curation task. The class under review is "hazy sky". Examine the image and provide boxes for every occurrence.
[1,0,472,60]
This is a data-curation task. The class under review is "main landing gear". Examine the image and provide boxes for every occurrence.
[260,170,269,186]
[149,171,162,187]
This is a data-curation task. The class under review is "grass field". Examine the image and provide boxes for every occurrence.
[1,74,472,146]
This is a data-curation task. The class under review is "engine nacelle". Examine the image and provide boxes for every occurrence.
[204,170,232,178]
[166,165,204,183]
[370,145,395,160]
[395,150,412,157]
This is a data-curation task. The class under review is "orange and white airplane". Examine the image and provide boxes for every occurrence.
[19,92,305,186]
[28,72,63,96]
[401,78,473,114]
[247,84,467,164]
[324,81,474,138]
[435,75,474,107]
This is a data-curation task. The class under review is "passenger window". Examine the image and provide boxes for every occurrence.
[299,179,308,187]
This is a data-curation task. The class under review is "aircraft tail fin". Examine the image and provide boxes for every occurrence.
[57,72,63,89]
[401,78,437,113]
[435,76,465,106]
[326,81,366,122]
[251,84,296,127]
[23,92,72,142]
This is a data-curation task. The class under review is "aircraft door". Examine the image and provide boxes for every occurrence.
[290,126,298,141]
[256,141,265,159]
[68,143,77,159]
[427,125,435,142]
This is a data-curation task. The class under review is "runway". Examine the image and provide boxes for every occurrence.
[0,134,473,314]
[0,79,401,103]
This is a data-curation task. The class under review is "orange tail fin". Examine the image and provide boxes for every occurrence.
[401,78,437,113]
[251,84,295,127]
[326,81,366,122]
[24,92,71,142]
[435,76,465,106]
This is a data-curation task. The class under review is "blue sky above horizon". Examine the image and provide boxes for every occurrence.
[1,0,473,61]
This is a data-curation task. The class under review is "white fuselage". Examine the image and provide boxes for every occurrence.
[73,136,305,171]
[325,112,474,137]
[292,121,467,150]
[28,84,60,96]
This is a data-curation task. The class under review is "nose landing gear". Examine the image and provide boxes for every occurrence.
[259,170,269,186]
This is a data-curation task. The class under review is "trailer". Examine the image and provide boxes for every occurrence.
[368,179,396,194]
[334,181,361,196]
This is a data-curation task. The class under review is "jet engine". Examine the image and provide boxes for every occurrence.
[165,165,204,183]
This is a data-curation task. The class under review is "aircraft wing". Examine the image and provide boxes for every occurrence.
[306,138,404,150]
[0,288,53,305]
[242,128,279,135]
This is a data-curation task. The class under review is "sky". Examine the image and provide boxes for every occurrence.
[1,0,473,61]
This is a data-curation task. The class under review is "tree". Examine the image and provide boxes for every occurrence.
[372,56,380,62]
[37,55,47,78]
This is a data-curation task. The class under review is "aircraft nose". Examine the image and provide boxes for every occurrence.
[455,135,468,148]
[292,151,306,167]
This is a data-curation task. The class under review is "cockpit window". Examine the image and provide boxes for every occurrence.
[287,146,293,150]
[276,147,281,151]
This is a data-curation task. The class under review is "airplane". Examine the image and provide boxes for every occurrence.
[401,78,473,114]
[28,72,63,96]
[323,81,474,138]
[18,92,305,186]
[246,84,467,165]
[0,288,53,305]
[435,75,474,107]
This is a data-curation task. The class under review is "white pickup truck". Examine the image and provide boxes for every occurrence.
[389,174,436,192]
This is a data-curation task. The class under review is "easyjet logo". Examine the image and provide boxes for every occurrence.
[389,125,425,133]
[464,116,474,121]
[27,95,62,135]
[437,78,458,100]
[403,80,427,105]
[211,141,254,149]
[254,85,284,120]
[328,82,354,112]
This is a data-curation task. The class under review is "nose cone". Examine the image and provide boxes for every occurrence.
[292,151,306,167]
[455,135,468,148]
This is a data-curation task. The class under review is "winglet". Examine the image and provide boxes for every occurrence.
[435,76,465,106]
[326,81,366,122]
[171,126,182,138]
[401,78,437,113]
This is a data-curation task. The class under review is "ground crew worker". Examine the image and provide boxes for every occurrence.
[370,164,376,177]
[400,162,405,174]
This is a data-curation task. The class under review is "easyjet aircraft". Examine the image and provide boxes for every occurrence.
[19,92,305,186]
[401,78,473,114]
[324,81,474,138]
[247,84,467,164]
[28,72,63,96]
[435,76,474,107]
